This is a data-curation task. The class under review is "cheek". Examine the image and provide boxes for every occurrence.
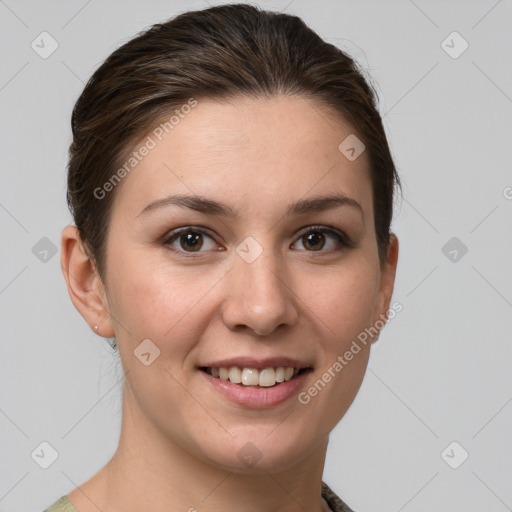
[295,263,377,425]
[105,250,225,353]
[304,258,379,343]
[105,257,213,420]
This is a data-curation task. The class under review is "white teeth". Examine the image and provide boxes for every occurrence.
[258,368,275,387]
[207,366,303,387]
[241,368,259,386]
[228,367,242,383]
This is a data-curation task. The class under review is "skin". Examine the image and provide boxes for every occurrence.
[61,94,398,512]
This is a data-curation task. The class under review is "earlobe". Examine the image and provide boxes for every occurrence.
[371,233,399,342]
[60,225,115,337]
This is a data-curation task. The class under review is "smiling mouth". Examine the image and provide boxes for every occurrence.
[199,366,312,388]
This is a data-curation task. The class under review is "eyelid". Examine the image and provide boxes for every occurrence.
[162,226,221,256]
[293,224,353,248]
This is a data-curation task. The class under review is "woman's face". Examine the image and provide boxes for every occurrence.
[99,95,397,472]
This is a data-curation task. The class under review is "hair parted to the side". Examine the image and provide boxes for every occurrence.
[67,2,401,280]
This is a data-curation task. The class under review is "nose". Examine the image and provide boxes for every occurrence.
[220,248,299,336]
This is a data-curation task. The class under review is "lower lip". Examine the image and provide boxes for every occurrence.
[199,369,312,408]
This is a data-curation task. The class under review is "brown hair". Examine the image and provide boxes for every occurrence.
[67,2,400,279]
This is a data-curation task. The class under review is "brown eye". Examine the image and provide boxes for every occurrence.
[164,228,218,254]
[292,226,351,253]
[302,231,326,251]
[179,231,203,251]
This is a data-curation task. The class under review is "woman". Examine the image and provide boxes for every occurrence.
[45,3,400,511]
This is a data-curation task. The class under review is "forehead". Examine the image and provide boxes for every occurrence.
[112,95,373,219]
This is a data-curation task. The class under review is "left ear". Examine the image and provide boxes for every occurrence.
[371,233,399,341]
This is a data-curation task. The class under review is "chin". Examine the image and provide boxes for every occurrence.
[199,428,318,474]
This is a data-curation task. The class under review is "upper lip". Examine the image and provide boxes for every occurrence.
[200,357,313,371]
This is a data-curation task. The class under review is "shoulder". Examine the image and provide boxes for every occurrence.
[42,495,79,512]
[44,486,351,512]
[321,481,356,512]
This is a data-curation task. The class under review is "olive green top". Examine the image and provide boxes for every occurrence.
[43,481,355,511]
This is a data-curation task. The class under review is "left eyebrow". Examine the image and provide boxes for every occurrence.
[285,194,364,223]
[138,193,364,223]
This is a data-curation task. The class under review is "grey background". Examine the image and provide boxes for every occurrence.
[1,0,511,511]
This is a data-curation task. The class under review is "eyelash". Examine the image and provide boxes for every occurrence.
[162,225,353,258]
